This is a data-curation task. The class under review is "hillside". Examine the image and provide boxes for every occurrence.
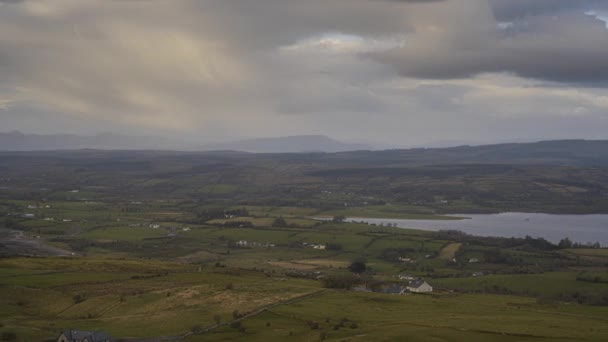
[1,140,608,214]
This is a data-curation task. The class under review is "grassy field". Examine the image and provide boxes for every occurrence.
[2,194,608,341]
[439,242,462,260]
[0,257,321,341]
[565,249,608,257]
[432,272,608,298]
[190,291,608,341]
[3,257,608,342]
[317,205,466,220]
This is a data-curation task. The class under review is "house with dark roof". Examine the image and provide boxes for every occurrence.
[381,284,407,295]
[56,330,112,342]
[406,280,433,293]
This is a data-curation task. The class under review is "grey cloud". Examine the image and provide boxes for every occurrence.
[490,0,608,21]
[372,5,608,84]
[0,0,608,145]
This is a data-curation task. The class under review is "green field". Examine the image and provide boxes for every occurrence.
[2,257,608,342]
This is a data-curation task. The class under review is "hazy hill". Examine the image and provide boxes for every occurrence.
[0,132,370,153]
[203,135,370,153]
[2,139,608,213]
[0,131,185,151]
[330,140,608,166]
[1,132,607,165]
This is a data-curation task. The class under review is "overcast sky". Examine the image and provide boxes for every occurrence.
[1,0,608,146]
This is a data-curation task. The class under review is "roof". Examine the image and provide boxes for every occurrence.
[381,284,406,294]
[407,280,429,289]
[61,330,111,342]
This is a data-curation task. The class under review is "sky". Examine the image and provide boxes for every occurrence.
[1,0,608,146]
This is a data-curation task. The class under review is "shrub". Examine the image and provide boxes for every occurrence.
[73,294,86,304]
[322,274,359,289]
[307,321,321,330]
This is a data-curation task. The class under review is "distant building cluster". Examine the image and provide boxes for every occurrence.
[234,240,275,248]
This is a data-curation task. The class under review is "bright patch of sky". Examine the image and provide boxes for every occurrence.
[281,32,406,54]
[497,22,514,29]
[585,10,608,28]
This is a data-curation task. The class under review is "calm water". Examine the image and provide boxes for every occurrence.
[347,213,608,246]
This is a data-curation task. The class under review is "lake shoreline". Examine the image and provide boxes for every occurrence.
[344,212,608,246]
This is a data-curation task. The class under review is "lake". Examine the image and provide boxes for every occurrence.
[347,213,608,246]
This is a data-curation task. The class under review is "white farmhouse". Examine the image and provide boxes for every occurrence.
[406,280,433,293]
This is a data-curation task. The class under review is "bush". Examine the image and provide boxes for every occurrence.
[322,274,359,289]
[307,321,321,330]
[348,259,367,274]
[272,217,287,227]
[332,215,346,223]
[73,294,86,304]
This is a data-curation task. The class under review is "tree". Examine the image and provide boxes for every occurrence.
[558,237,573,249]
[322,274,358,289]
[348,259,366,274]
[272,217,287,227]
[332,215,346,223]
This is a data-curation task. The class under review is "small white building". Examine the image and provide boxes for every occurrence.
[398,274,416,281]
[406,280,433,293]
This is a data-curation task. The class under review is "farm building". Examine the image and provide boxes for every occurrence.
[56,330,112,342]
[398,273,416,281]
[406,280,433,293]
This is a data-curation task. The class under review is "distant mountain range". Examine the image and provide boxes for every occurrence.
[0,131,371,153]
[3,132,608,164]
[0,131,184,151]
[205,135,370,153]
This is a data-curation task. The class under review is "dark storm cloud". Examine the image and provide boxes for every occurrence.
[490,0,608,21]
[372,2,608,84]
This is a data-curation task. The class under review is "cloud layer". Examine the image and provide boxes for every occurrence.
[1,0,608,145]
